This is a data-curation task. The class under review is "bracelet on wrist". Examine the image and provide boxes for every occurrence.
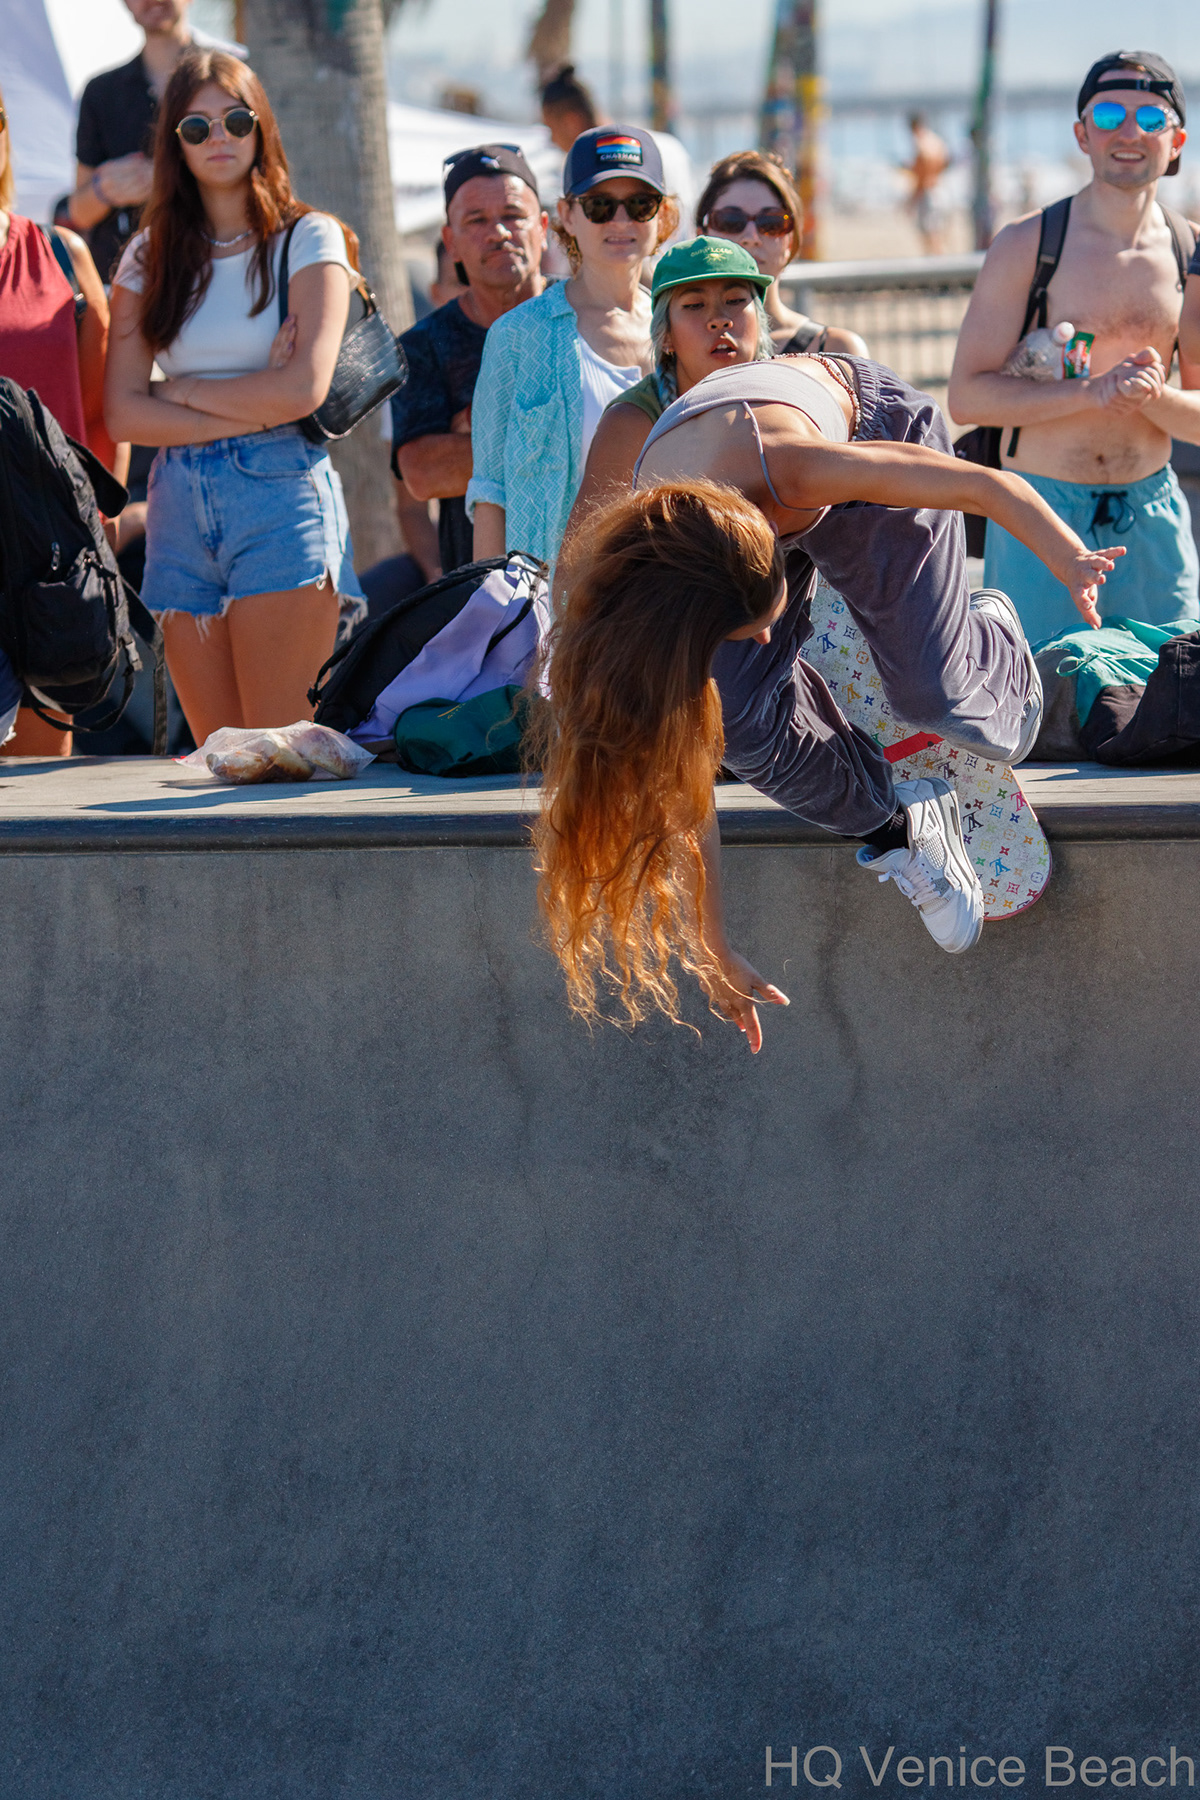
[90,169,109,210]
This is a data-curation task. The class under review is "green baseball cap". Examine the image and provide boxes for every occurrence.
[650,236,773,304]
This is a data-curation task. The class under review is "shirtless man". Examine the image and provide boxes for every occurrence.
[949,51,1200,646]
[906,113,951,255]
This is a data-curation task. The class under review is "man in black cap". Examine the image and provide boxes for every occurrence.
[950,52,1200,646]
[389,145,549,579]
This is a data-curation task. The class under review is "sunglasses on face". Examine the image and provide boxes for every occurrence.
[1089,101,1176,134]
[575,190,663,224]
[706,205,793,238]
[176,106,258,147]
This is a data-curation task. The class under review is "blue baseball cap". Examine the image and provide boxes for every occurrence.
[562,125,666,198]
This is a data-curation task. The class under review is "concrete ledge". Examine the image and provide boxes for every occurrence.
[2,756,1200,851]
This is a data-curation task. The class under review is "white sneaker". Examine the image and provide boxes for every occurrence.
[856,777,984,953]
[969,587,1043,764]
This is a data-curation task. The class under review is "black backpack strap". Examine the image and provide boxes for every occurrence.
[124,581,167,755]
[1160,203,1194,289]
[277,220,299,327]
[41,226,87,325]
[1007,197,1073,461]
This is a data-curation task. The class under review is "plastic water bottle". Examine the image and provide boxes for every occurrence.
[1002,321,1078,382]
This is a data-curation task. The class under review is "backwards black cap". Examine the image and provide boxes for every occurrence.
[443,143,540,211]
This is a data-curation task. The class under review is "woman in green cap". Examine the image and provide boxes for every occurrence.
[560,236,773,565]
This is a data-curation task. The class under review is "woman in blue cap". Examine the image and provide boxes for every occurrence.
[560,235,773,567]
[467,125,679,571]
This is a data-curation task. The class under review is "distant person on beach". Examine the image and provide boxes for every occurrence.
[697,151,866,356]
[386,145,549,588]
[68,0,241,285]
[904,113,951,255]
[950,50,1200,646]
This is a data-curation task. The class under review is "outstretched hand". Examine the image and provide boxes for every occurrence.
[703,947,790,1054]
[1062,544,1125,628]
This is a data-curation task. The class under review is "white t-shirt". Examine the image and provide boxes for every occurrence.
[113,212,354,380]
[578,334,642,462]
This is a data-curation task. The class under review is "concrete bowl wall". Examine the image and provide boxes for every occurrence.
[1,834,1197,1796]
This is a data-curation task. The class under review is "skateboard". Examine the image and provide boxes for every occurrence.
[802,577,1051,919]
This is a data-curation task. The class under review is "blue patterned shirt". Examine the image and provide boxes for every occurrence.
[466,281,584,568]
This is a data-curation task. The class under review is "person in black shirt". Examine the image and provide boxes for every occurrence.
[390,144,549,577]
[68,0,240,283]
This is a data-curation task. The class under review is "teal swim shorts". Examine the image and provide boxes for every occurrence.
[982,462,1200,647]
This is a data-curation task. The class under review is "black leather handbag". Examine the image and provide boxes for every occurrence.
[277,219,407,443]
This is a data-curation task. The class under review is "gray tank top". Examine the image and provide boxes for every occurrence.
[631,358,851,540]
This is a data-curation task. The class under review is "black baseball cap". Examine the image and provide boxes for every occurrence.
[1077,52,1186,176]
[443,143,540,211]
[562,125,666,198]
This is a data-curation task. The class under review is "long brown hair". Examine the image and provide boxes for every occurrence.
[696,149,803,265]
[137,49,358,352]
[533,481,782,1028]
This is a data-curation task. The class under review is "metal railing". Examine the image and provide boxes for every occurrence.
[778,252,984,397]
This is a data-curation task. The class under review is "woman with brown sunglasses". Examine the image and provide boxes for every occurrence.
[468,125,679,572]
[697,150,867,358]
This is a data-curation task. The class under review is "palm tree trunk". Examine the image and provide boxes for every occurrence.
[527,0,577,84]
[241,0,412,569]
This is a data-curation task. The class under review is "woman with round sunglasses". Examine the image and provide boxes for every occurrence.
[468,125,679,570]
[105,49,366,745]
[696,151,866,358]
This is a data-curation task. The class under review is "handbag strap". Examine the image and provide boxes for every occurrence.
[1007,197,1073,460]
[277,220,299,327]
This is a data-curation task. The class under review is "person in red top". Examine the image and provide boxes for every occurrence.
[0,85,120,757]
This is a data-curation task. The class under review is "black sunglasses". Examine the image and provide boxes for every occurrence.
[706,205,793,238]
[576,190,663,224]
[176,106,258,147]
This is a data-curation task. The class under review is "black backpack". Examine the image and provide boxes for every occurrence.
[0,379,165,749]
[309,554,544,739]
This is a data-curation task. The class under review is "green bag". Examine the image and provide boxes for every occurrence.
[393,684,540,777]
[1032,616,1197,761]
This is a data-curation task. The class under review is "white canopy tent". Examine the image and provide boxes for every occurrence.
[0,0,693,242]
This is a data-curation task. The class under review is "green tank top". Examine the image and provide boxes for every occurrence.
[605,371,663,425]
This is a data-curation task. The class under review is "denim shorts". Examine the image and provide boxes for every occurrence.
[142,424,366,621]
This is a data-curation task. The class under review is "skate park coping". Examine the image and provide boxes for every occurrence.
[1,756,1199,851]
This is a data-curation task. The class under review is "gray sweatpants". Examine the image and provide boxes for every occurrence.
[712,358,1035,837]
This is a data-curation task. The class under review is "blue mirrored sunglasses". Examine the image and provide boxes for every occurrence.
[1089,101,1175,134]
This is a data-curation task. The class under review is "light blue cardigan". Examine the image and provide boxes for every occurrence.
[466,282,583,567]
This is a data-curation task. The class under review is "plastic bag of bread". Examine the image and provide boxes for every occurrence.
[178,722,375,784]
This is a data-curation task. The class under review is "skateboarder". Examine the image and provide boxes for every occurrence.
[535,354,1121,1050]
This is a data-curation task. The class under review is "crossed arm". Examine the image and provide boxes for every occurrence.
[104,262,351,446]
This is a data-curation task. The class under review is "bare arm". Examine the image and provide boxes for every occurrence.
[473,502,506,560]
[104,283,258,446]
[1142,354,1200,444]
[67,155,153,232]
[779,438,1121,625]
[823,325,869,358]
[58,229,124,475]
[947,215,1166,427]
[697,811,789,1054]
[554,401,652,607]
[396,405,473,502]
[157,263,352,429]
[393,477,442,582]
